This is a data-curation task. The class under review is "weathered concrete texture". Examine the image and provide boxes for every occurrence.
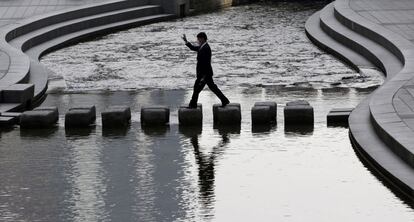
[178,104,202,126]
[141,105,170,126]
[254,101,277,122]
[213,103,240,123]
[0,116,16,127]
[20,110,58,128]
[34,106,59,123]
[102,106,131,128]
[1,84,34,103]
[65,105,96,128]
[327,108,353,126]
[284,100,314,125]
[251,105,270,125]
[216,106,242,125]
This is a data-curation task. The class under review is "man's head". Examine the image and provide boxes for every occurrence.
[197,32,207,45]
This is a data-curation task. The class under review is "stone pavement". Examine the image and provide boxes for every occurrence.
[0,0,107,77]
[350,0,414,43]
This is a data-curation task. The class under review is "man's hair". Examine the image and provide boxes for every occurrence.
[197,32,207,40]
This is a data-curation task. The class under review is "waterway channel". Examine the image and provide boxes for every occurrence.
[0,1,413,221]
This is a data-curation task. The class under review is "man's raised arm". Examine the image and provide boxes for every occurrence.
[182,34,199,52]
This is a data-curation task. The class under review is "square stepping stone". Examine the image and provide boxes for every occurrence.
[20,110,58,128]
[0,116,16,127]
[284,100,314,125]
[2,84,34,103]
[213,103,241,123]
[179,104,202,126]
[102,106,131,128]
[327,108,353,126]
[65,105,96,128]
[254,101,277,122]
[1,112,22,124]
[34,106,59,123]
[216,106,241,125]
[141,105,170,126]
[251,105,271,125]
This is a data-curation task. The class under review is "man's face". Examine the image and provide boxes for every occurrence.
[197,37,205,45]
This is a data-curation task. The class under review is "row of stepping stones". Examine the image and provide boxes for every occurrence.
[0,100,355,129]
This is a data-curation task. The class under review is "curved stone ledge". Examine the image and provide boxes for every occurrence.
[0,0,175,113]
[334,0,414,168]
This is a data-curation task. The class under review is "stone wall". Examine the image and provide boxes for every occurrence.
[150,0,254,17]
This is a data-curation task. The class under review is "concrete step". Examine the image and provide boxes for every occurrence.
[305,11,374,72]
[319,3,403,79]
[25,14,175,60]
[22,13,174,107]
[9,5,163,51]
[349,96,414,200]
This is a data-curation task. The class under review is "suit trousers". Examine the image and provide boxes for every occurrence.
[190,76,228,106]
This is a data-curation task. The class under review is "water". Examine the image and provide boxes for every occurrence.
[1,2,412,222]
[42,2,382,92]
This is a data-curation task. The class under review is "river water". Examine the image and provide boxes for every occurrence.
[0,2,412,222]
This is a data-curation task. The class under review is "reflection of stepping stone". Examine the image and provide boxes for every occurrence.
[254,101,277,123]
[65,105,96,128]
[179,104,202,126]
[141,105,170,126]
[327,108,354,126]
[215,104,242,125]
[21,107,59,128]
[102,106,131,128]
[213,103,241,123]
[284,100,314,125]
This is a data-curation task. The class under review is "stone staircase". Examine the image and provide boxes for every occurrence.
[306,0,414,198]
[0,0,175,116]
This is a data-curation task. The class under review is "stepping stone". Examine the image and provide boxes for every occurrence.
[251,105,271,125]
[284,100,314,125]
[141,105,170,126]
[2,84,34,103]
[213,103,241,123]
[327,108,353,126]
[34,106,59,123]
[254,101,277,122]
[65,105,96,128]
[1,112,22,124]
[102,106,131,128]
[178,104,202,126]
[216,106,241,125]
[20,110,58,128]
[286,100,309,106]
[0,116,16,127]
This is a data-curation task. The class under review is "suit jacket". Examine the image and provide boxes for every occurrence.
[186,42,213,78]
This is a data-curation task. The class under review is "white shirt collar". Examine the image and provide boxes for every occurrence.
[199,42,207,50]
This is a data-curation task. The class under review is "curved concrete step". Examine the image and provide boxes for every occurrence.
[25,13,174,103]
[305,11,374,72]
[0,0,149,90]
[26,14,175,60]
[349,97,414,199]
[9,5,163,51]
[320,3,403,78]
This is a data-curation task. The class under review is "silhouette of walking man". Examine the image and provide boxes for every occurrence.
[182,32,230,108]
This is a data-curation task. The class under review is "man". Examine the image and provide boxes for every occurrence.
[182,32,230,108]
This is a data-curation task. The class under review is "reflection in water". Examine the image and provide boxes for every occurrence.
[284,124,314,135]
[252,123,277,134]
[65,133,107,221]
[180,126,230,218]
[65,127,96,137]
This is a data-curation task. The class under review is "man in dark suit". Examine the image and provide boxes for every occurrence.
[182,32,230,108]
